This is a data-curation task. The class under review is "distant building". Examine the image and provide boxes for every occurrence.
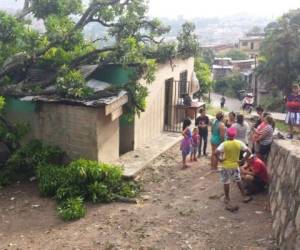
[212,58,233,80]
[238,35,264,58]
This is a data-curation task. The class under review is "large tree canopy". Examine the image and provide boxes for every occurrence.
[259,9,300,94]
[0,1,199,117]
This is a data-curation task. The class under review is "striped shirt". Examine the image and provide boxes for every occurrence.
[259,124,273,145]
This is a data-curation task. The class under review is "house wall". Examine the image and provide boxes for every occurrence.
[133,58,194,149]
[96,107,120,163]
[239,39,262,57]
[5,99,120,162]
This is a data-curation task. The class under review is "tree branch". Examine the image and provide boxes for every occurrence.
[16,0,32,20]
[70,46,116,68]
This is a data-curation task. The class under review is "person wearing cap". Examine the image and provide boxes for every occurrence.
[240,154,269,195]
[215,127,252,209]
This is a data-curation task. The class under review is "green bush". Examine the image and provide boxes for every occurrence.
[87,181,112,203]
[118,182,140,198]
[214,73,247,98]
[0,140,65,186]
[259,94,285,112]
[55,185,82,202]
[35,159,139,221]
[57,197,86,221]
[6,140,65,172]
[37,164,68,197]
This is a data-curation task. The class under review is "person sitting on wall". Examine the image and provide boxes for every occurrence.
[240,154,269,195]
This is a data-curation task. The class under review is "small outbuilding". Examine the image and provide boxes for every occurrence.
[4,58,198,162]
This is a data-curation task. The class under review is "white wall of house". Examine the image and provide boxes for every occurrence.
[133,58,194,149]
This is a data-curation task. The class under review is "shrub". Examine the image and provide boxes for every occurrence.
[35,159,139,221]
[6,140,65,173]
[57,197,86,221]
[118,182,140,198]
[87,181,113,203]
[37,164,68,197]
[0,140,65,186]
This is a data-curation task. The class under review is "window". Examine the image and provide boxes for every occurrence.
[251,42,254,50]
[179,70,188,97]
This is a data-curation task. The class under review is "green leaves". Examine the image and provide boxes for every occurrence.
[259,9,300,94]
[194,57,213,96]
[56,66,93,98]
[57,197,86,221]
[31,0,83,19]
[177,22,201,59]
[214,73,247,98]
[38,158,139,221]
[220,49,248,60]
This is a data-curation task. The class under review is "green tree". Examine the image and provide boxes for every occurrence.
[200,48,215,66]
[194,58,213,96]
[0,0,170,114]
[177,21,201,59]
[259,9,300,95]
[214,73,247,98]
[221,49,248,60]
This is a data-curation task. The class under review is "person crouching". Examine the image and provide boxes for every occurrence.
[240,154,269,195]
[215,127,253,210]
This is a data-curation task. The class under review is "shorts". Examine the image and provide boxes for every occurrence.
[259,144,271,156]
[220,168,241,184]
[285,112,300,125]
[191,146,198,154]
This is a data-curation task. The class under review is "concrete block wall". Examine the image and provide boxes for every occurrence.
[6,102,120,163]
[268,140,300,249]
[38,103,99,160]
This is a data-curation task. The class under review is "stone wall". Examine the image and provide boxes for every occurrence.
[268,140,300,249]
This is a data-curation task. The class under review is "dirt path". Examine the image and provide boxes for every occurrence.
[0,144,276,250]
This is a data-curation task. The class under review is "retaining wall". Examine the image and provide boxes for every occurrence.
[268,140,300,249]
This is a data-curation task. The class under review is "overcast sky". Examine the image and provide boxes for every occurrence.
[149,0,300,18]
[1,0,300,18]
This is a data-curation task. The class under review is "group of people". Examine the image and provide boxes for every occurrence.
[180,106,271,211]
[180,82,300,211]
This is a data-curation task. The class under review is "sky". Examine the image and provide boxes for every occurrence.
[148,0,300,18]
[1,0,300,18]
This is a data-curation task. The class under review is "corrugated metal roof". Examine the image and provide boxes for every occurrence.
[20,90,128,108]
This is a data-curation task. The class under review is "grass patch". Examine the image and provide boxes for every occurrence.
[275,120,289,133]
[206,104,229,117]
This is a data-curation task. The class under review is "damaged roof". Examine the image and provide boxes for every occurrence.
[20,90,128,108]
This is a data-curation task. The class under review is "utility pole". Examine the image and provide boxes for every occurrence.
[254,54,258,106]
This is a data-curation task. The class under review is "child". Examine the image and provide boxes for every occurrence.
[180,118,192,168]
[285,83,300,139]
[215,127,252,211]
[190,127,200,161]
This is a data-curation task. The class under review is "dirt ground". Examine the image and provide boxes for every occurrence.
[0,143,277,250]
